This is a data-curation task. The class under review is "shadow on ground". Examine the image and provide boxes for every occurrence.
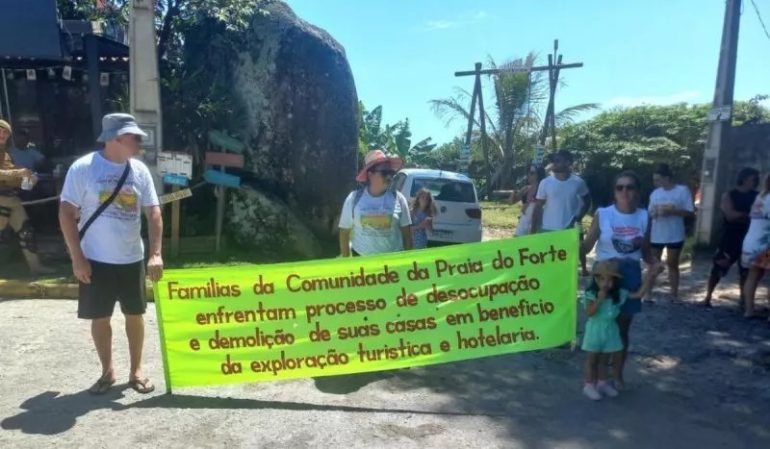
[1,388,129,436]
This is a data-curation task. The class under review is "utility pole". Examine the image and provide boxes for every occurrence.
[129,0,163,188]
[695,0,741,246]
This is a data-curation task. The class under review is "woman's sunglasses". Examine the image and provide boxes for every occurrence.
[370,168,395,176]
[615,184,637,192]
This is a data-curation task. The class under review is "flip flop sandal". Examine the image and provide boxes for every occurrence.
[89,376,116,395]
[128,377,155,394]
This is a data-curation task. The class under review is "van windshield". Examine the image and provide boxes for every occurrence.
[411,178,476,203]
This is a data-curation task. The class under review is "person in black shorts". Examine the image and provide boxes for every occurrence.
[703,168,760,307]
[59,114,163,395]
[648,164,695,300]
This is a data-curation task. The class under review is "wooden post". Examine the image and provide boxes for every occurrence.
[551,55,562,149]
[171,185,180,258]
[475,63,491,198]
[204,151,244,254]
[215,166,225,253]
[463,66,480,152]
[541,40,563,149]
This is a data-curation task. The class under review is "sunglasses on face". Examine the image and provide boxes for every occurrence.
[119,134,142,144]
[370,168,395,176]
[615,184,637,192]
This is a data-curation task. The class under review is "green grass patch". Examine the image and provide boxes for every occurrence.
[481,201,521,230]
[482,201,594,233]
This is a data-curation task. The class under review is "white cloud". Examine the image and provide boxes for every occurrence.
[425,10,488,31]
[426,20,457,30]
[604,90,701,107]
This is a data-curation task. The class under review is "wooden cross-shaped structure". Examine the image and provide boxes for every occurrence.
[454,41,582,194]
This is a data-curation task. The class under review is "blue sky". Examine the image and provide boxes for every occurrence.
[287,0,770,145]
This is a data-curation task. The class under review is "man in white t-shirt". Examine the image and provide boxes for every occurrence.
[531,150,591,234]
[59,113,163,395]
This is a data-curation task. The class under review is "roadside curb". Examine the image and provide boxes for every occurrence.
[0,279,155,300]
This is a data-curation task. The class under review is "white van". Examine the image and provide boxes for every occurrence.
[392,169,482,245]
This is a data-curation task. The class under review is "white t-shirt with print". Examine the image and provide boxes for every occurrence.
[536,174,590,231]
[60,152,159,264]
[649,185,694,244]
[596,205,649,261]
[338,188,412,256]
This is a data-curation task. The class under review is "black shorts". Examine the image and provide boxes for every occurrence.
[651,241,685,251]
[712,231,747,276]
[712,249,748,277]
[78,260,146,319]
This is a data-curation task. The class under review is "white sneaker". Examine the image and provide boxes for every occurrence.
[583,384,602,401]
[597,381,619,398]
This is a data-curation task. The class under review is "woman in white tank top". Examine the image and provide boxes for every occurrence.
[582,170,658,389]
[513,163,546,236]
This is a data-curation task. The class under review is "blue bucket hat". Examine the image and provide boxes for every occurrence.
[97,113,148,143]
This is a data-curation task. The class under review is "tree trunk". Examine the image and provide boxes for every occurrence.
[157,1,179,62]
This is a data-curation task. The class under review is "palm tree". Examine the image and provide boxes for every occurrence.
[431,53,598,189]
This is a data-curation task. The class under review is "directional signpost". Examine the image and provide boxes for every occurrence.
[205,150,245,253]
[158,151,194,257]
[159,188,192,205]
[162,174,189,187]
[203,169,241,189]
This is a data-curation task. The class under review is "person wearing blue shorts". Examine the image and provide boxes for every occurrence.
[582,170,658,390]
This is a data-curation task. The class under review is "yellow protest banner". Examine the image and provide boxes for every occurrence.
[155,230,578,390]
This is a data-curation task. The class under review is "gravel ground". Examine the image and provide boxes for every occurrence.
[1,255,769,449]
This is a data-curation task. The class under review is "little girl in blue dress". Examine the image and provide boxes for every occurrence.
[582,259,657,400]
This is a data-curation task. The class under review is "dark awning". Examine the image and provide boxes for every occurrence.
[0,0,63,61]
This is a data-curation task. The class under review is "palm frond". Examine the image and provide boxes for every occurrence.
[555,103,600,127]
[430,98,479,129]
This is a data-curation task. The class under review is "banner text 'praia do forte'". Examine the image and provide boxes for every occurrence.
[155,230,578,389]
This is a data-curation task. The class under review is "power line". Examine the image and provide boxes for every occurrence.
[750,0,770,41]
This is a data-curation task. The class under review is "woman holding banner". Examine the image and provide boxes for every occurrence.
[582,170,657,390]
[338,149,412,256]
[325,150,412,393]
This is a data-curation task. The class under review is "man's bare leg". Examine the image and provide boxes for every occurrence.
[125,314,145,380]
[91,317,115,380]
[126,314,154,393]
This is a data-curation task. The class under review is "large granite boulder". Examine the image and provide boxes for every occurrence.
[196,2,359,259]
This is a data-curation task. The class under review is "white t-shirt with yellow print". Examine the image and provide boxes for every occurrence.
[338,188,412,256]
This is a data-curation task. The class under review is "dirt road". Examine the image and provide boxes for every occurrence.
[1,257,769,448]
